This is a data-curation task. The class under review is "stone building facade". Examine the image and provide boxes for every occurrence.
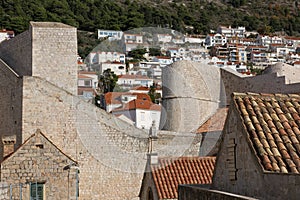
[211,93,300,199]
[1,129,78,199]
[179,93,300,200]
[0,22,202,199]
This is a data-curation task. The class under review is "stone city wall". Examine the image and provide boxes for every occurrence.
[0,59,23,160]
[21,76,199,199]
[161,60,222,132]
[0,30,32,76]
[221,67,300,104]
[31,22,78,95]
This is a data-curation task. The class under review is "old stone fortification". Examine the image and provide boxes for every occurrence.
[1,130,78,200]
[0,59,22,157]
[0,22,201,199]
[161,61,300,133]
[0,22,77,95]
[221,64,300,104]
[212,99,300,200]
[161,60,224,132]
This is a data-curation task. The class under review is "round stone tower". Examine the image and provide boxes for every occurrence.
[160,60,225,132]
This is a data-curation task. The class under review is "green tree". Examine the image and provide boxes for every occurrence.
[149,48,162,56]
[148,84,161,104]
[128,48,148,61]
[98,69,118,94]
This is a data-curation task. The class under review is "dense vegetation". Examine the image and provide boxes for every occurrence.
[1,0,300,57]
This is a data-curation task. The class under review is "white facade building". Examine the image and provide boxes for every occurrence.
[100,62,126,75]
[98,29,123,40]
[117,74,154,88]
[0,29,14,42]
[111,99,161,130]
[205,33,227,47]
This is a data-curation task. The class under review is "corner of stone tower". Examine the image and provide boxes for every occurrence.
[30,21,78,95]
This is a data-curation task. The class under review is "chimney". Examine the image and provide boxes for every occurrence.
[147,152,158,165]
[2,135,16,158]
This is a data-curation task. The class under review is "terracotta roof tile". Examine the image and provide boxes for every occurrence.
[104,92,151,105]
[151,157,216,199]
[112,99,161,111]
[234,93,300,173]
[196,107,228,133]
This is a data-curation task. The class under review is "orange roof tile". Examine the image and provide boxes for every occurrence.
[105,92,151,105]
[233,93,300,173]
[151,157,216,199]
[130,86,149,91]
[113,99,160,111]
[155,56,171,59]
[197,107,228,133]
[78,74,92,79]
[78,71,97,75]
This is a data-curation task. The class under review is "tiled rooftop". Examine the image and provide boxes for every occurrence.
[196,107,228,133]
[105,92,151,104]
[113,99,161,111]
[234,93,300,173]
[151,157,215,199]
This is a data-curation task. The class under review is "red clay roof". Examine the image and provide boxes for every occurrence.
[130,86,149,91]
[78,74,92,79]
[113,99,161,111]
[197,107,228,133]
[105,92,151,105]
[234,93,300,173]
[155,56,171,59]
[78,71,97,75]
[151,157,216,199]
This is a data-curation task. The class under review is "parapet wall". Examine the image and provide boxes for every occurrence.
[0,59,22,160]
[0,30,32,76]
[221,67,300,104]
[21,76,200,199]
[31,22,78,95]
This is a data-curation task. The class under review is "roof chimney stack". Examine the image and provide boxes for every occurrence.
[2,135,16,158]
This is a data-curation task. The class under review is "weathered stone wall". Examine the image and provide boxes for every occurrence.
[161,60,222,132]
[0,59,23,160]
[211,100,300,200]
[221,67,300,104]
[178,185,258,200]
[31,22,78,95]
[0,30,32,76]
[0,132,77,200]
[21,76,201,199]
[0,22,203,199]
[21,76,149,199]
[211,105,264,198]
[0,183,9,200]
[139,171,159,200]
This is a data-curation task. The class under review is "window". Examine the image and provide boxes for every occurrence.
[30,182,44,200]
[84,80,91,87]
[141,112,145,121]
